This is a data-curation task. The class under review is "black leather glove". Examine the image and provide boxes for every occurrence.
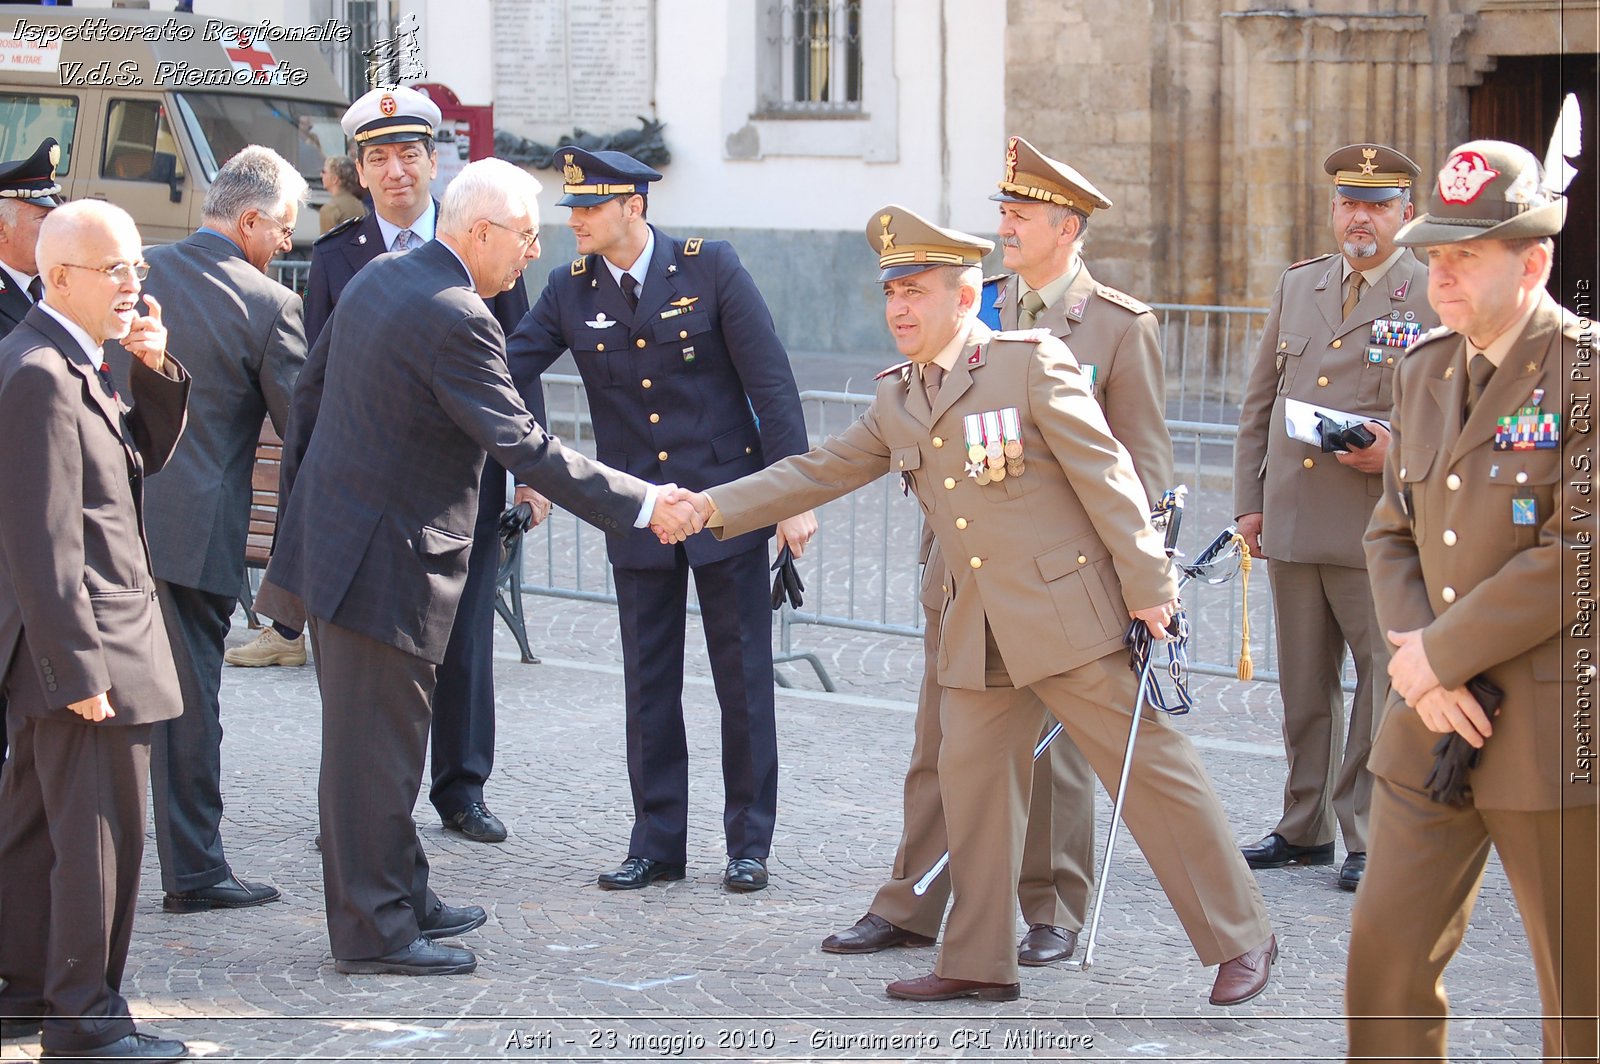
[770,546,804,611]
[498,501,534,551]
[1423,674,1504,806]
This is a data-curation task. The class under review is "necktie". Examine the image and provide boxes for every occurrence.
[1342,273,1364,320]
[923,363,944,405]
[391,229,414,253]
[27,276,43,303]
[621,274,640,311]
[1465,354,1494,422]
[1018,290,1046,329]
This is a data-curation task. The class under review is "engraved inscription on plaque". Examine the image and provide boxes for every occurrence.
[492,0,655,140]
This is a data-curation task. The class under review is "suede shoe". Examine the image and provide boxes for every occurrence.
[821,913,936,954]
[597,856,685,891]
[1210,934,1277,1006]
[723,858,768,893]
[1339,852,1367,892]
[334,936,476,976]
[1240,833,1335,869]
[1,1016,42,1040]
[417,901,487,940]
[163,872,280,913]
[223,627,305,667]
[1017,924,1077,966]
[886,973,1020,1002]
[40,1030,188,1059]
[440,801,508,844]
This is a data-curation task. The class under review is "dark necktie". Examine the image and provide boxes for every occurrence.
[1464,354,1494,422]
[621,274,640,311]
[27,276,43,303]
[923,363,944,405]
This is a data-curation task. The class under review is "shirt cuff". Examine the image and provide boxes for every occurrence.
[633,483,659,528]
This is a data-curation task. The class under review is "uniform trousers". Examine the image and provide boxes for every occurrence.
[309,618,442,961]
[1267,559,1387,851]
[0,714,151,1053]
[936,635,1271,985]
[1346,778,1598,1062]
[151,579,238,893]
[612,545,778,864]
[871,591,1094,938]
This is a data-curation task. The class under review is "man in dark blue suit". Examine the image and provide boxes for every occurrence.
[508,147,813,892]
[240,87,527,844]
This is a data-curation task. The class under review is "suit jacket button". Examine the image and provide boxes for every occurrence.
[596,343,605,352]
[636,338,647,349]
[1331,339,1342,349]
[955,517,967,529]
[943,477,956,489]
[1317,375,1330,386]
[642,378,652,388]
[1077,554,1088,564]
[744,446,752,455]
[1442,586,1457,603]
[1442,530,1458,546]
[932,436,943,448]
[1303,457,1314,469]
[39,656,49,667]
[658,451,669,462]
[1446,474,1461,490]
[46,682,57,692]
[650,413,660,423]
[969,556,982,569]
[679,330,688,340]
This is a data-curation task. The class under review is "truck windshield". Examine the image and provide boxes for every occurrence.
[173,93,346,187]
[0,93,79,176]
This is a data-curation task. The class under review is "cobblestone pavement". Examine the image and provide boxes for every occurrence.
[0,594,1547,1063]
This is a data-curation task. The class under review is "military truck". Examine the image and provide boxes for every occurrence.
[0,5,349,250]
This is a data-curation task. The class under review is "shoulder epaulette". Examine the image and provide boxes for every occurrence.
[981,272,1008,287]
[1093,283,1152,315]
[683,237,703,256]
[990,328,1054,343]
[570,255,587,276]
[875,360,912,381]
[1287,251,1338,271]
[314,216,361,245]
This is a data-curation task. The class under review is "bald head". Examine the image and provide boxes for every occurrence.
[39,201,146,345]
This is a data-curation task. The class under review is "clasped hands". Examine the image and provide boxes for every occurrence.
[1387,628,1493,749]
[647,488,818,556]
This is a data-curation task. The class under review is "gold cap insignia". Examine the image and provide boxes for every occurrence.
[47,143,60,174]
[879,214,895,252]
[562,153,585,186]
[1004,137,1019,183]
[1359,147,1378,175]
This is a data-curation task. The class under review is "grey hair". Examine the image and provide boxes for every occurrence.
[324,154,358,194]
[203,146,308,223]
[37,200,139,275]
[438,158,543,235]
[1044,203,1090,253]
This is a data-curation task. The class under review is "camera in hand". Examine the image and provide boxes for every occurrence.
[1317,413,1376,453]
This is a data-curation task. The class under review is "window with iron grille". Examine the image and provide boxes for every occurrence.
[764,1,863,116]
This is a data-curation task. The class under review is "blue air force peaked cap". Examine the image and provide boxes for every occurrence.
[557,146,662,207]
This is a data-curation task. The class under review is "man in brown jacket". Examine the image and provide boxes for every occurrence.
[687,205,1274,1006]
[1234,143,1437,891]
[1346,139,1596,1062]
[822,138,1172,968]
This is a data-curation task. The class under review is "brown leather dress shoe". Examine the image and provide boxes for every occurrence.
[820,913,936,954]
[1017,923,1077,966]
[886,972,1020,1002]
[1209,934,1277,1006]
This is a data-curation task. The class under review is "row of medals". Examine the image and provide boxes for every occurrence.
[964,408,1025,483]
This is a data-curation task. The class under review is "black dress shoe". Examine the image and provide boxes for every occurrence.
[1339,851,1367,892]
[163,872,281,913]
[597,856,685,891]
[820,913,937,954]
[1,1016,43,1040]
[1239,833,1335,869]
[418,901,488,940]
[41,1030,188,1060]
[334,936,477,975]
[1017,924,1078,966]
[723,857,768,892]
[440,801,508,844]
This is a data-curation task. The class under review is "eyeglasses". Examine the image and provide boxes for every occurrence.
[61,261,150,284]
[486,220,540,252]
[256,210,296,241]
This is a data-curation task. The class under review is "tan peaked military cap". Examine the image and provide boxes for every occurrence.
[868,204,994,281]
[1323,143,1420,202]
[1396,139,1567,245]
[989,135,1113,216]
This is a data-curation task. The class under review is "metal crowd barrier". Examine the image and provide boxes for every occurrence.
[1152,302,1270,424]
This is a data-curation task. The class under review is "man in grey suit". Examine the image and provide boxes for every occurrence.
[106,146,307,914]
[0,201,190,1061]
[262,158,700,975]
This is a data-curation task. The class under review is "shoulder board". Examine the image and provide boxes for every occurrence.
[981,272,1008,287]
[1407,325,1455,353]
[874,360,912,381]
[1287,251,1337,271]
[1093,283,1151,315]
[683,237,704,256]
[314,215,361,245]
[990,328,1054,343]
[570,255,587,276]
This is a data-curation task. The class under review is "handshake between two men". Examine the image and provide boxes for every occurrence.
[515,483,817,557]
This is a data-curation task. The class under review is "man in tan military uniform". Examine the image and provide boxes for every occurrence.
[822,138,1172,968]
[688,205,1275,1005]
[1234,144,1437,891]
[1347,140,1596,1062]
